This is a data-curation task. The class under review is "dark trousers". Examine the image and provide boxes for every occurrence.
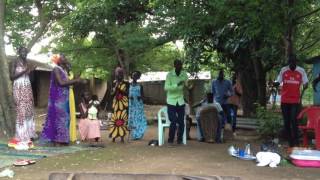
[281,103,300,147]
[230,105,238,132]
[167,104,185,143]
[215,113,224,143]
[221,104,231,125]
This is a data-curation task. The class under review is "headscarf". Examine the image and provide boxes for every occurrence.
[51,54,61,65]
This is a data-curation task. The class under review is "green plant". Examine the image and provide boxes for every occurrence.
[255,104,283,139]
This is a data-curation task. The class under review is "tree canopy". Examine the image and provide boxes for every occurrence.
[1,0,320,135]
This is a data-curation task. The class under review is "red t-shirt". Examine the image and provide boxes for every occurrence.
[276,66,308,104]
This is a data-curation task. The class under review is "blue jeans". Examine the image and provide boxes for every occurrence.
[167,104,185,143]
[230,105,238,132]
[221,104,231,125]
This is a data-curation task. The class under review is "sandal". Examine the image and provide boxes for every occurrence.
[13,159,36,166]
[27,160,36,164]
[13,160,29,166]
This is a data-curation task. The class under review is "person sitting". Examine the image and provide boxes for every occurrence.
[78,93,101,144]
[193,93,224,143]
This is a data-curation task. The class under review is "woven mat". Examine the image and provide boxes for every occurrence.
[0,142,93,168]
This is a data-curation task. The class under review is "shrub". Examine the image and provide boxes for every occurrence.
[255,104,283,139]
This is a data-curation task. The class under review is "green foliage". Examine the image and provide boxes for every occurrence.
[255,104,283,139]
[5,0,74,49]
[45,0,175,78]
[134,43,182,72]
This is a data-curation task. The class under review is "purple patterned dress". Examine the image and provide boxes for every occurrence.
[41,66,70,143]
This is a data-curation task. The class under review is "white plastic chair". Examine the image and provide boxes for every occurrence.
[157,106,187,146]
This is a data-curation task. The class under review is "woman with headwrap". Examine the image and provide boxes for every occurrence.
[41,54,84,145]
[9,47,37,147]
[108,67,129,143]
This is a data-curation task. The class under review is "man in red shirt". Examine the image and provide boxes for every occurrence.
[275,55,308,147]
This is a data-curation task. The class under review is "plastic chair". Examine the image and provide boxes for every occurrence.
[297,106,320,150]
[157,106,187,146]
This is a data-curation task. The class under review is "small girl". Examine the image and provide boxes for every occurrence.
[78,94,101,143]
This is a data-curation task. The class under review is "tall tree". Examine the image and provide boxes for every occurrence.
[152,0,320,116]
[0,0,15,137]
[0,0,75,136]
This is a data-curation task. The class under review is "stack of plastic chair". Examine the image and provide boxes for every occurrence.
[297,106,320,150]
[157,106,186,146]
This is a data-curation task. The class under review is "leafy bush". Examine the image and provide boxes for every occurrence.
[255,104,283,139]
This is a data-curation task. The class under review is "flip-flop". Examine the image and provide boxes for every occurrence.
[13,159,36,166]
[27,160,36,164]
[13,160,29,166]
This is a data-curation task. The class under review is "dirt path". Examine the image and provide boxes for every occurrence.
[2,126,319,180]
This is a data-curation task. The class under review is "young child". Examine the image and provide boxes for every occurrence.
[78,94,101,143]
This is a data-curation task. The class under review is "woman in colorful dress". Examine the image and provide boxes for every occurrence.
[128,71,147,140]
[41,54,83,145]
[109,67,129,143]
[9,47,36,144]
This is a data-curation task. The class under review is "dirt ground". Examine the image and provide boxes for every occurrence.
[2,106,320,180]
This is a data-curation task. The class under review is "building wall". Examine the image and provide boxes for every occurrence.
[32,71,51,108]
[141,80,209,107]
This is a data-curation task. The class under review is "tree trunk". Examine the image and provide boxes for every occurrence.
[286,0,295,57]
[252,58,267,107]
[115,48,130,79]
[0,0,16,137]
[238,61,258,117]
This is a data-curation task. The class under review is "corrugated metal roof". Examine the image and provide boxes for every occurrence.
[138,71,211,82]
[7,55,53,71]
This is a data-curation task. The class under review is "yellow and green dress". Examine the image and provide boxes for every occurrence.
[109,81,129,140]
[69,73,77,143]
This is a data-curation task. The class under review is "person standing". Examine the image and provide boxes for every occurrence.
[211,70,233,129]
[227,73,242,134]
[164,59,188,145]
[109,67,129,143]
[9,46,36,144]
[275,55,308,147]
[41,54,84,145]
[128,71,147,140]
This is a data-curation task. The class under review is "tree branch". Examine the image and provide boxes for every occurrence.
[298,37,320,52]
[27,0,48,50]
[297,28,316,51]
[296,7,320,21]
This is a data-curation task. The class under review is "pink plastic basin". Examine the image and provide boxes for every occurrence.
[290,150,320,168]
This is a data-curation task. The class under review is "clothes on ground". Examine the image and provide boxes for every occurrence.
[109,81,129,139]
[41,66,70,143]
[256,152,281,168]
[128,84,147,140]
[13,62,36,142]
